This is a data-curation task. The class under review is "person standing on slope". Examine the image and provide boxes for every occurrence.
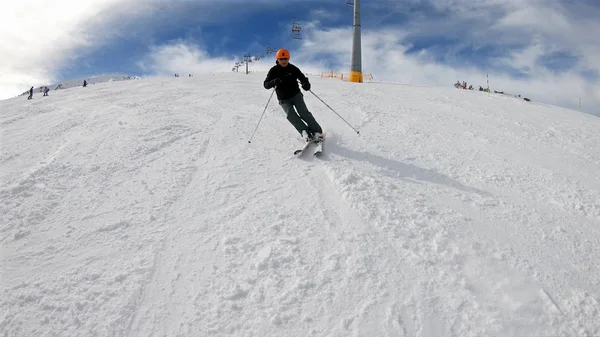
[263,48,323,142]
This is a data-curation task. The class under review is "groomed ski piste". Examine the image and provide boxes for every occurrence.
[1,72,600,336]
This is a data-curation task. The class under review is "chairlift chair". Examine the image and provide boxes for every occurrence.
[291,18,302,39]
[265,41,274,54]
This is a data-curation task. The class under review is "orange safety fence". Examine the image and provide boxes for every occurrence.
[321,71,374,81]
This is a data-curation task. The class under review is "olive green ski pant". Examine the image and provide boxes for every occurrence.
[279,92,322,136]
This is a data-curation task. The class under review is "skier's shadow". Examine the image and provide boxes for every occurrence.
[321,135,491,196]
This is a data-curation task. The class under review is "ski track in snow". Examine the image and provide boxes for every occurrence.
[1,73,600,336]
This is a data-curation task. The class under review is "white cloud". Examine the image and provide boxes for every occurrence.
[0,0,156,99]
[490,4,600,77]
[137,42,237,75]
[136,41,326,78]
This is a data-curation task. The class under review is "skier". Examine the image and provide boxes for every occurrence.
[83,80,87,87]
[263,48,323,142]
[27,86,33,100]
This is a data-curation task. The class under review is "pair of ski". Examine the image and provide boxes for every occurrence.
[294,133,325,157]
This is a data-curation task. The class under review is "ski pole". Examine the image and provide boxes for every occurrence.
[248,89,276,143]
[309,90,360,134]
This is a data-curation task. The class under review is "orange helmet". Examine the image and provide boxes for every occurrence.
[275,49,290,59]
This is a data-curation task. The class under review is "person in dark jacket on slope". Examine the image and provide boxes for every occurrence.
[264,48,323,142]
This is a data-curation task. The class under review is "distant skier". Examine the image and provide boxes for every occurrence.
[263,48,323,142]
[43,86,49,96]
[83,80,87,87]
[27,86,33,100]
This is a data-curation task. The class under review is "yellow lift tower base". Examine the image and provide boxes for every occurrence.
[349,71,363,83]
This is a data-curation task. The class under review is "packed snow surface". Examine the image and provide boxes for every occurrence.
[1,72,600,336]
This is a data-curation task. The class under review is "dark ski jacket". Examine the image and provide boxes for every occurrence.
[263,62,309,100]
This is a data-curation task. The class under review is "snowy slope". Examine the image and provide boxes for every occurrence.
[1,72,600,337]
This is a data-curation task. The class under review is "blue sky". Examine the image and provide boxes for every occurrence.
[2,0,600,115]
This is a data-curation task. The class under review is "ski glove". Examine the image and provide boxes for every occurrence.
[272,78,283,87]
[302,81,311,91]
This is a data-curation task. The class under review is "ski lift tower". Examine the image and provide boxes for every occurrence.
[347,0,363,83]
[243,53,252,74]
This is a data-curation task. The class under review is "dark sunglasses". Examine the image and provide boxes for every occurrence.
[278,58,289,61]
